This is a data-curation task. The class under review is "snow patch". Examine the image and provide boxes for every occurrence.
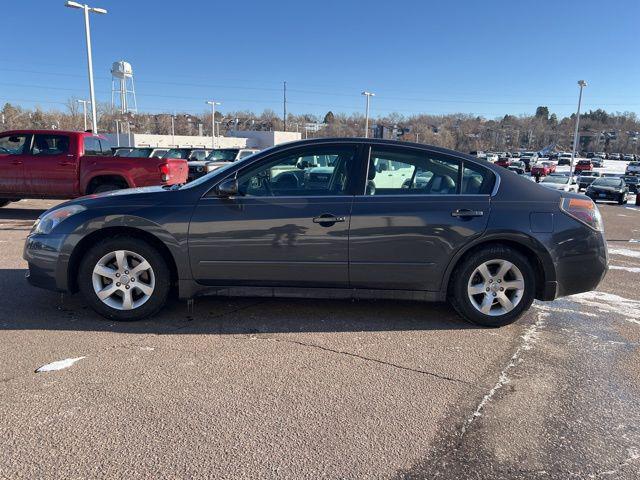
[533,303,598,317]
[462,313,546,434]
[568,292,640,326]
[35,357,85,373]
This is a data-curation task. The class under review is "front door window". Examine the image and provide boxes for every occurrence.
[236,146,357,197]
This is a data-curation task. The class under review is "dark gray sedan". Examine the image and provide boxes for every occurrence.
[24,138,608,327]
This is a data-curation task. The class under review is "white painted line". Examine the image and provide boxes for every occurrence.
[609,265,640,273]
[608,248,640,259]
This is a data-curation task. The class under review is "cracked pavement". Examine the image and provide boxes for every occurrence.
[1,199,639,479]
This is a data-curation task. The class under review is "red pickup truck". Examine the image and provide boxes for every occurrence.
[0,130,188,207]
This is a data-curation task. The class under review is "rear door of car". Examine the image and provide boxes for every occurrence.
[348,145,494,291]
[0,132,31,195]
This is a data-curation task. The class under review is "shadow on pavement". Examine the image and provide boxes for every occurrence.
[0,207,47,221]
[0,269,476,334]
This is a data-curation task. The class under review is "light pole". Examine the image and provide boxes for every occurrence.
[361,91,375,138]
[206,100,221,148]
[65,1,107,134]
[170,115,175,145]
[77,99,90,130]
[569,80,587,180]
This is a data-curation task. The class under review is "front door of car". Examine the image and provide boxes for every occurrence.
[349,146,493,291]
[0,133,30,196]
[188,144,360,287]
[23,133,77,196]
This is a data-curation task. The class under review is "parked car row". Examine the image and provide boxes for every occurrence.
[586,151,638,161]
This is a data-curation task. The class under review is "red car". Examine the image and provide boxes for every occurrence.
[0,130,188,207]
[530,161,556,176]
[495,158,510,168]
[574,159,593,174]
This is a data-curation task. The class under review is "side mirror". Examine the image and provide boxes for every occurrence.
[216,178,238,197]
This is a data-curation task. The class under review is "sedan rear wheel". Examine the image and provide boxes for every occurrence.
[78,237,170,320]
[449,245,535,327]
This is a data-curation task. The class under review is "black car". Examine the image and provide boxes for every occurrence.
[24,138,608,328]
[578,172,601,190]
[585,177,629,204]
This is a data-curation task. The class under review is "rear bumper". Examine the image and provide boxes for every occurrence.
[548,227,608,300]
[585,190,623,202]
[23,234,69,292]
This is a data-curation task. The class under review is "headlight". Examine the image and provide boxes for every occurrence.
[31,205,86,235]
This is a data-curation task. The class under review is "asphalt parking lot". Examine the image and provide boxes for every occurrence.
[1,198,639,479]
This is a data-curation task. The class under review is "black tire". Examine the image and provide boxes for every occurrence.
[0,199,11,208]
[618,194,626,205]
[78,237,171,321]
[448,244,536,327]
[92,183,122,194]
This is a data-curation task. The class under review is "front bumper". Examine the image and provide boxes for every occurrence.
[23,234,69,292]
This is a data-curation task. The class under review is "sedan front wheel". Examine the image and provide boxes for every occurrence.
[78,237,171,321]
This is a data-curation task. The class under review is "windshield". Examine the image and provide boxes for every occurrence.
[181,161,238,189]
[206,149,239,162]
[592,178,623,187]
[541,176,567,184]
[624,176,639,183]
[163,149,190,159]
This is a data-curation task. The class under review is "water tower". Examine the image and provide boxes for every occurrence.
[111,60,137,114]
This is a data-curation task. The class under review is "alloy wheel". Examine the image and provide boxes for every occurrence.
[467,259,525,316]
[91,250,155,310]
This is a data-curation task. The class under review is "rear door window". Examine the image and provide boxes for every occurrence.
[462,162,495,194]
[83,136,101,155]
[366,147,460,195]
[32,134,69,156]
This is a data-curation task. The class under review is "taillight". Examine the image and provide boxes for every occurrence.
[560,197,604,232]
[159,163,170,182]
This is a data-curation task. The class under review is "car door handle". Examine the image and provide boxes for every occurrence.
[312,214,346,225]
[9,160,23,165]
[58,162,74,166]
[451,209,484,217]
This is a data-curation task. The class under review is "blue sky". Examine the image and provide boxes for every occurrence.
[2,0,639,119]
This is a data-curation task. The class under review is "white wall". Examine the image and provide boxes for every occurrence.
[228,130,302,149]
[103,131,301,150]
[103,133,248,149]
